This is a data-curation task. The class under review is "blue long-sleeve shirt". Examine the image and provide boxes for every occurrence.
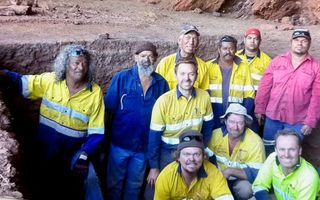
[105,65,169,152]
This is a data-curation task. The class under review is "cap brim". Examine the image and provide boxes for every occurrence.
[292,35,311,40]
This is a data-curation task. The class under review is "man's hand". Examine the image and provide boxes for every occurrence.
[73,152,89,177]
[255,113,265,126]
[146,168,160,187]
[222,168,232,179]
[301,124,312,136]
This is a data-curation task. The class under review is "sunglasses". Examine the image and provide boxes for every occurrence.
[70,48,87,57]
[180,135,203,143]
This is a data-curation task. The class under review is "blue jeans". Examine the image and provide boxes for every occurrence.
[263,117,304,156]
[71,150,104,200]
[107,144,147,200]
[144,145,176,200]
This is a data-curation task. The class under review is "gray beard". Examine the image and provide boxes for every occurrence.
[138,64,154,76]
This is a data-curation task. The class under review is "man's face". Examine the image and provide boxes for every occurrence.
[66,56,89,83]
[178,32,199,56]
[178,147,203,174]
[225,114,246,139]
[244,34,260,52]
[218,41,236,62]
[275,135,301,171]
[175,63,197,92]
[135,50,156,76]
[291,37,310,56]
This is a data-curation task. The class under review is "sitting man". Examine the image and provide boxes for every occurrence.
[253,129,319,200]
[208,103,265,200]
[154,130,234,200]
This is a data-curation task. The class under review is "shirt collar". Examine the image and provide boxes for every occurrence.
[176,85,196,98]
[211,55,243,65]
[275,156,302,172]
[175,51,197,63]
[240,49,261,58]
[285,51,313,62]
[177,162,208,178]
[86,82,93,92]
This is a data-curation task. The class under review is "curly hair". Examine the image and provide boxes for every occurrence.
[53,44,95,82]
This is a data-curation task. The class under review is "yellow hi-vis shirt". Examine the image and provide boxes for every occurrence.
[21,72,105,137]
[236,49,271,91]
[156,53,209,90]
[150,87,213,144]
[155,160,234,200]
[253,152,319,200]
[208,127,265,181]
[206,57,255,104]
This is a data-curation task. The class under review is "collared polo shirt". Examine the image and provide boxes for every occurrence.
[22,72,105,137]
[208,127,265,182]
[156,52,209,90]
[155,160,234,200]
[150,87,213,143]
[206,56,255,128]
[253,152,319,200]
[236,49,271,91]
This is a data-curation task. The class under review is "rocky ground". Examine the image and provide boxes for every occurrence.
[0,0,320,199]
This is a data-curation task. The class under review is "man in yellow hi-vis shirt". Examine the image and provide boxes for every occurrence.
[155,130,234,200]
[156,24,209,90]
[145,58,214,199]
[0,44,104,200]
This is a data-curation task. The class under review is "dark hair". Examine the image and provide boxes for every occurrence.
[174,57,198,74]
[275,129,302,147]
[218,35,237,48]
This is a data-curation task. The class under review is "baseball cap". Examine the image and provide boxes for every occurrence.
[177,130,204,151]
[135,41,158,57]
[180,24,200,36]
[292,29,311,40]
[220,103,253,122]
[245,28,261,39]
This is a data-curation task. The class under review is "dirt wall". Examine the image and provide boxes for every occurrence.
[0,92,22,199]
[0,36,220,91]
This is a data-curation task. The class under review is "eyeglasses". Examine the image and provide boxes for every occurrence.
[181,152,202,158]
[180,135,203,143]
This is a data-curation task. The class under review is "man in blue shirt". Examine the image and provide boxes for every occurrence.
[105,42,169,200]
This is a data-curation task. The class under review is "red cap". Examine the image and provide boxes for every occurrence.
[245,28,261,39]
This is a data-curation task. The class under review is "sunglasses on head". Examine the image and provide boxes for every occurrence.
[180,135,203,143]
[70,48,87,57]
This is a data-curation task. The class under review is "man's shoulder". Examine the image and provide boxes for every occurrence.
[244,129,264,144]
[202,160,221,176]
[159,161,179,176]
[195,88,210,97]
[299,158,319,177]
[158,53,176,65]
[155,89,175,102]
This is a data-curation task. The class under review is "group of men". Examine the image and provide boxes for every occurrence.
[1,23,320,200]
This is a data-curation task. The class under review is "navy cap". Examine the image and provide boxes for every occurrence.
[292,29,311,40]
